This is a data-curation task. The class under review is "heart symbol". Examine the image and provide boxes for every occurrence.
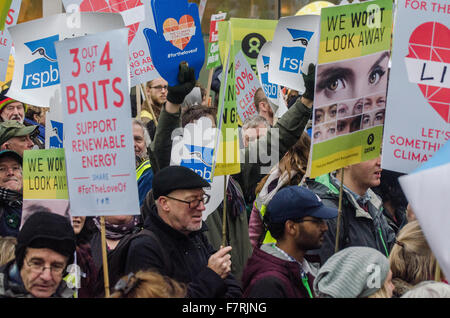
[162,15,195,50]
[406,22,450,123]
[79,0,143,45]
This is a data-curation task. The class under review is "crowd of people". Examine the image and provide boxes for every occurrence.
[0,60,448,299]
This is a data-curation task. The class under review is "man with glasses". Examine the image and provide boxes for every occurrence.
[0,211,76,298]
[142,77,169,140]
[125,165,242,298]
[242,186,337,298]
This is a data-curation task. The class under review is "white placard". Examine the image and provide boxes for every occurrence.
[0,0,21,82]
[268,15,320,93]
[55,28,139,216]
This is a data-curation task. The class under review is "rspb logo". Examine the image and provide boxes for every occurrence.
[279,28,314,74]
[180,144,213,182]
[22,35,60,90]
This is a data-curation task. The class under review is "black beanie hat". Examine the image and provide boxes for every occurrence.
[152,165,210,200]
[15,212,76,270]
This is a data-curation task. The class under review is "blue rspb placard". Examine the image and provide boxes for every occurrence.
[180,144,214,182]
[144,0,205,86]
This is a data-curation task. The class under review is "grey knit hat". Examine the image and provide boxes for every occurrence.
[313,247,390,298]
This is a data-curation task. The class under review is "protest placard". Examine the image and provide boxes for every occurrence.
[0,0,20,82]
[144,0,205,86]
[382,0,450,173]
[7,12,124,107]
[0,0,12,31]
[55,28,139,217]
[206,12,226,70]
[234,50,261,122]
[63,0,161,87]
[21,148,69,229]
[399,140,450,281]
[309,0,393,178]
[268,15,320,93]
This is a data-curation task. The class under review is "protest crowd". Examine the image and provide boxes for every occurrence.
[0,0,449,300]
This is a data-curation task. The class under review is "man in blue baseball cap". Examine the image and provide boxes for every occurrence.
[242,185,337,298]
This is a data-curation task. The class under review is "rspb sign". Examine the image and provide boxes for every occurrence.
[144,0,205,86]
[268,15,320,93]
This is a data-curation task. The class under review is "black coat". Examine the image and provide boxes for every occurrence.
[125,197,242,298]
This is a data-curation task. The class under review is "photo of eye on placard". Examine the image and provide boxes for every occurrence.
[315,51,390,107]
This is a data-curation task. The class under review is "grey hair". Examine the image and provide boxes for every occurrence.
[242,115,270,131]
[401,281,450,298]
[132,119,151,146]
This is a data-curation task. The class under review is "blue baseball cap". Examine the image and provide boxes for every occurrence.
[0,149,22,165]
[266,186,338,223]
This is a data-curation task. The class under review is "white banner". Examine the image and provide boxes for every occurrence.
[0,0,20,82]
[55,28,139,217]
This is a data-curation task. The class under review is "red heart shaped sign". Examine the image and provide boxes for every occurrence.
[407,22,450,123]
[79,0,143,45]
[162,15,195,50]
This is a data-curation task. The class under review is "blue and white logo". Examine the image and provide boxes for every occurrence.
[279,28,314,74]
[180,144,213,182]
[49,120,63,148]
[261,55,278,99]
[22,35,60,90]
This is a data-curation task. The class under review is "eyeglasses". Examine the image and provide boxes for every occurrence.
[149,85,168,91]
[165,193,210,209]
[25,258,65,275]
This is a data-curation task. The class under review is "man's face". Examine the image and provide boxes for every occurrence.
[2,135,34,156]
[294,217,329,251]
[347,156,382,191]
[133,123,146,157]
[159,188,206,235]
[242,123,268,147]
[147,78,168,107]
[0,156,22,192]
[20,247,68,298]
[1,102,25,123]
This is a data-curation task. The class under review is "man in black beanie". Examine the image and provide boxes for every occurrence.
[0,212,76,298]
[124,165,242,298]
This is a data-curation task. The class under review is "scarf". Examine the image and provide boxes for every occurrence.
[93,216,139,240]
[258,163,298,207]
[0,187,22,208]
[224,177,246,219]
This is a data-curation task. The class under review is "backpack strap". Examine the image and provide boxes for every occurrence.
[138,229,170,270]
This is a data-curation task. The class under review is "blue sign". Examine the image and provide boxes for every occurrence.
[22,34,60,89]
[49,120,63,148]
[144,0,205,86]
[279,29,314,75]
[261,54,278,99]
[180,144,213,182]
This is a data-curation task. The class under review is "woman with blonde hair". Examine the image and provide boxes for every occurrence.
[389,220,442,297]
[248,132,311,248]
[110,270,187,298]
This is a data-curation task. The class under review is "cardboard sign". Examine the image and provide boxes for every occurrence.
[309,0,393,178]
[399,140,450,281]
[55,28,139,217]
[0,0,20,82]
[206,12,226,69]
[268,15,320,93]
[63,0,161,87]
[234,50,261,122]
[7,12,124,107]
[144,0,205,86]
[381,0,450,173]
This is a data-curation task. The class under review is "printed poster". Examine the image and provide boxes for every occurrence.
[310,0,393,178]
[0,0,20,82]
[206,12,226,69]
[144,0,205,86]
[55,28,139,217]
[21,148,69,229]
[62,0,161,87]
[382,0,450,173]
[268,15,320,93]
[7,12,124,107]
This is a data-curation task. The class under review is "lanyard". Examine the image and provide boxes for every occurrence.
[271,244,314,298]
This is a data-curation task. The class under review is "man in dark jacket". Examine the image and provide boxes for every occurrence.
[125,165,242,298]
[306,156,396,264]
[0,212,76,298]
[0,150,23,237]
[242,186,337,298]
